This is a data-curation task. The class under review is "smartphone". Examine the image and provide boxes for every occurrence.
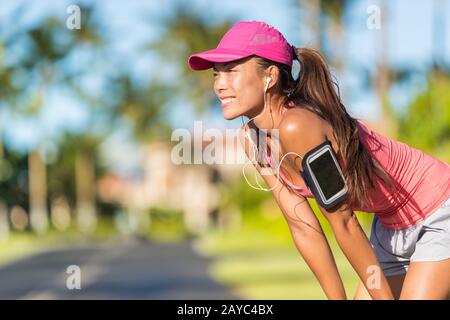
[301,140,349,210]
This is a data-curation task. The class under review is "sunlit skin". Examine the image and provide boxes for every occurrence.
[213,57,338,200]
[213,57,308,189]
[213,57,286,131]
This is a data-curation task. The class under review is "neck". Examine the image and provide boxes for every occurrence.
[251,95,285,133]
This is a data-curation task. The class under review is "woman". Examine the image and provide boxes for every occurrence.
[187,21,450,300]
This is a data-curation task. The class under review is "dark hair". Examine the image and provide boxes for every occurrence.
[254,47,393,210]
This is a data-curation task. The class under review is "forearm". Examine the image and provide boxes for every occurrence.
[276,190,347,300]
[330,215,394,300]
[290,225,347,300]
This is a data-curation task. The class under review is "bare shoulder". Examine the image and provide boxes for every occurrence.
[279,108,342,164]
[278,108,327,148]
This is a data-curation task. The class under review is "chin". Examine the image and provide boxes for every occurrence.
[223,113,239,120]
[222,108,243,120]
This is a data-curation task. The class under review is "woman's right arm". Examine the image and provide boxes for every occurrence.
[239,127,347,300]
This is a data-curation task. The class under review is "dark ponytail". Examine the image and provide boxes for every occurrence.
[255,47,393,210]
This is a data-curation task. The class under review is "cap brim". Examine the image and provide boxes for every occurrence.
[188,48,253,71]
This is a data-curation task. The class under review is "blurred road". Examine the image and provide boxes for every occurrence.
[0,238,238,299]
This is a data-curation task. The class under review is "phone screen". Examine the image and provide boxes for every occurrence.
[309,150,345,200]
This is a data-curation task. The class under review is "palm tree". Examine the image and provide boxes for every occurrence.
[0,40,10,238]
[299,0,350,102]
[320,0,347,71]
[298,0,322,50]
[1,4,106,234]
[0,122,10,240]
[64,6,106,233]
[372,0,398,138]
[432,0,447,70]
[73,136,98,233]
[27,148,49,234]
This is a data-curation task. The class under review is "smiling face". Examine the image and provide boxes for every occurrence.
[213,57,266,120]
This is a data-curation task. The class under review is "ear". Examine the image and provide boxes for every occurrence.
[266,65,280,90]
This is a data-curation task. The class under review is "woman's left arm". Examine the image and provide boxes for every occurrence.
[318,205,394,300]
[278,110,394,300]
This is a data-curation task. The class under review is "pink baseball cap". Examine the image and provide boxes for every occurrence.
[188,21,293,71]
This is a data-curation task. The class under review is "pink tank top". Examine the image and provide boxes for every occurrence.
[264,103,450,230]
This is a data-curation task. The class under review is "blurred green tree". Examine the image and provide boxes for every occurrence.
[397,70,450,163]
[149,6,233,114]
[0,5,107,233]
[113,75,172,142]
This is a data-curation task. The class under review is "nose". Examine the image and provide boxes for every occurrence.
[214,73,228,95]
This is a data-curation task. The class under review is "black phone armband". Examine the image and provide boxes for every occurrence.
[300,140,349,210]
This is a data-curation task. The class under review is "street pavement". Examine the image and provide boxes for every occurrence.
[0,237,238,300]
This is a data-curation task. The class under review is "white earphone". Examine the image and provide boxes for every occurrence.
[240,75,305,192]
[265,76,272,91]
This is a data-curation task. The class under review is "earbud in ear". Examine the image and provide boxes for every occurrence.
[264,77,272,92]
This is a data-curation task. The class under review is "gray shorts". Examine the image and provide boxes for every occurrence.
[369,195,450,277]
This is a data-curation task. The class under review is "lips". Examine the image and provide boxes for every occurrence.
[219,96,236,107]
